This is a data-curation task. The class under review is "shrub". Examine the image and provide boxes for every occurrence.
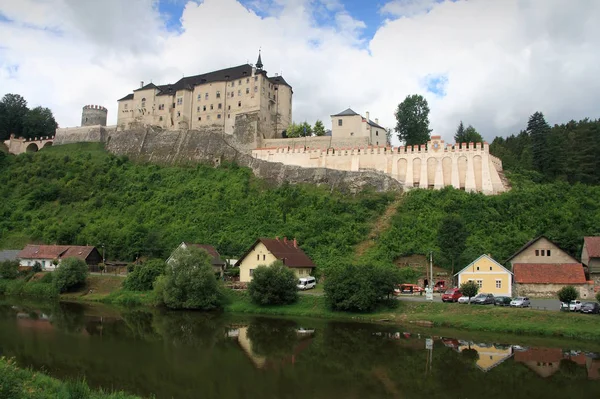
[158,247,224,310]
[22,282,59,298]
[247,261,298,306]
[32,262,42,273]
[460,281,479,300]
[40,272,53,283]
[324,263,401,312]
[123,259,165,291]
[0,260,19,280]
[557,285,578,304]
[596,291,600,303]
[53,257,89,293]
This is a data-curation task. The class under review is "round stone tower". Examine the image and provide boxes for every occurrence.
[81,104,108,126]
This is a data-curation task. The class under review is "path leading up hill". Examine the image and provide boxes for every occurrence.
[355,194,404,258]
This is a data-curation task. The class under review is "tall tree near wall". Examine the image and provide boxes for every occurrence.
[0,94,29,141]
[455,122,484,145]
[313,120,325,136]
[527,111,551,176]
[22,106,58,139]
[454,121,465,143]
[394,94,432,146]
[437,215,469,275]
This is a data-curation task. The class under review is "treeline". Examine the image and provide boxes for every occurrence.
[490,113,600,185]
[0,93,58,141]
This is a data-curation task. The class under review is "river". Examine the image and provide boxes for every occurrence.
[1,299,599,398]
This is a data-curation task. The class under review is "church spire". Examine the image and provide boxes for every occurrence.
[256,49,263,70]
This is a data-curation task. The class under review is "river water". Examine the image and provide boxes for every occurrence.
[1,299,599,399]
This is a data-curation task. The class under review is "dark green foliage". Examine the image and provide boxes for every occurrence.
[123,259,165,291]
[528,111,551,174]
[40,272,53,283]
[0,94,57,141]
[61,378,91,399]
[596,291,600,303]
[247,261,298,305]
[460,280,478,299]
[455,123,483,145]
[157,247,224,310]
[324,264,401,312]
[394,94,432,145]
[285,121,312,138]
[557,285,578,303]
[313,120,326,136]
[53,257,89,293]
[22,106,58,139]
[32,261,42,273]
[437,215,468,273]
[0,260,19,279]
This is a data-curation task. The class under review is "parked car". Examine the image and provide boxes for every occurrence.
[494,296,512,306]
[458,296,471,304]
[569,300,583,312]
[470,293,495,305]
[510,297,531,308]
[581,302,600,314]
[297,276,316,290]
[442,288,462,302]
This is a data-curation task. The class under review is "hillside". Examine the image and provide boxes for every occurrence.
[1,143,599,272]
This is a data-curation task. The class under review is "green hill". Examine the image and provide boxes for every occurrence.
[1,143,599,271]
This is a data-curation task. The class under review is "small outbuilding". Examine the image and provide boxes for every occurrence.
[513,263,593,298]
[17,245,102,271]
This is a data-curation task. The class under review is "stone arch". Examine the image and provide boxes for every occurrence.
[26,143,39,153]
[397,158,407,182]
[442,157,452,186]
[412,158,421,186]
[43,141,53,148]
[458,156,467,189]
[473,155,483,192]
[427,158,437,188]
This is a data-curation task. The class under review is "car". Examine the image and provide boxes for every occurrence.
[494,296,512,306]
[297,276,316,290]
[581,302,600,314]
[458,296,471,304]
[442,288,462,302]
[510,297,531,308]
[569,300,583,312]
[470,293,495,305]
[397,284,423,294]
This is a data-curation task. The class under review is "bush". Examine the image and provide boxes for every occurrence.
[31,262,42,273]
[460,281,479,299]
[22,282,59,298]
[53,257,89,293]
[157,247,224,310]
[40,273,53,283]
[558,285,578,303]
[247,261,298,306]
[123,259,165,291]
[596,291,600,303]
[324,263,401,312]
[0,260,19,280]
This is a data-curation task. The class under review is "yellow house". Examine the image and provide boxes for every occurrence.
[236,237,316,283]
[456,342,514,372]
[455,255,513,297]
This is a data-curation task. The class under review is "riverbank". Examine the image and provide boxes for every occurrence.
[0,357,141,399]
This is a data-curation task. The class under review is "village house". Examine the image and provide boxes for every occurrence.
[505,236,579,268]
[330,108,387,146]
[236,237,315,283]
[167,242,226,276]
[454,342,514,372]
[17,245,102,271]
[512,263,593,298]
[455,254,513,297]
[581,236,600,285]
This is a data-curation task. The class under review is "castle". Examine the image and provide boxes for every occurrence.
[43,52,508,194]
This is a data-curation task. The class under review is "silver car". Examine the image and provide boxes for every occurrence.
[457,295,471,304]
[510,297,530,308]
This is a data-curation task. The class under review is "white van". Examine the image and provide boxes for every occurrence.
[297,276,316,290]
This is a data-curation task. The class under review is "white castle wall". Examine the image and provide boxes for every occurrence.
[252,136,507,194]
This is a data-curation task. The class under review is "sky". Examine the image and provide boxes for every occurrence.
[1,0,599,145]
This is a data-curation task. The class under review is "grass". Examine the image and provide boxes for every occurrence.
[0,357,142,399]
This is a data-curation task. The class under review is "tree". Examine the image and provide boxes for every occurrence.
[284,122,302,138]
[313,120,325,136]
[53,257,89,293]
[0,93,29,140]
[454,121,465,143]
[0,260,19,279]
[462,126,484,144]
[557,285,578,304]
[247,261,298,305]
[437,215,469,274]
[527,111,551,175]
[459,280,478,301]
[123,259,165,291]
[324,263,401,312]
[300,121,312,137]
[157,247,224,310]
[394,94,432,146]
[22,106,58,139]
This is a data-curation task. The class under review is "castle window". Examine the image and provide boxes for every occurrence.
[207,115,211,120]
[238,90,241,96]
[254,86,258,92]
[228,105,231,110]
[177,97,183,105]
[197,106,200,112]
[257,255,259,261]
[172,103,176,108]
[159,104,164,110]
[246,88,250,94]
[230,92,234,98]
[210,104,214,110]
[216,91,221,98]
[124,104,128,110]
[231,82,235,87]
[203,105,206,111]
[338,119,343,126]
[228,114,230,119]
[218,103,222,109]
[350,132,354,136]
[238,79,242,85]
[246,78,250,83]
[217,114,221,119]
[177,111,181,117]
[198,117,201,121]
[141,98,146,108]
[254,76,258,81]
[238,101,241,107]
[159,116,163,121]
[197,94,201,101]
[376,131,379,136]
[547,250,551,256]
[205,93,209,100]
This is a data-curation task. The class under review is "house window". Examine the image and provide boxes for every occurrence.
[250,269,254,276]
[338,119,343,126]
[535,250,539,256]
[141,98,146,108]
[476,266,480,271]
[257,255,259,260]
[489,266,492,270]
[159,104,165,110]
[476,280,483,288]
[547,249,551,256]
[218,103,222,109]
[238,101,241,107]
[177,97,183,105]
[216,91,221,98]
[263,255,266,261]
[217,114,221,119]
[246,88,250,94]
[496,280,502,289]
[376,131,379,136]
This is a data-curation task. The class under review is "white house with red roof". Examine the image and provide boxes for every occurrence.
[17,245,102,271]
[581,237,600,285]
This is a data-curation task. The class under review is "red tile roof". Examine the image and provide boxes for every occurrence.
[584,237,600,258]
[238,238,316,268]
[18,245,96,261]
[513,263,586,284]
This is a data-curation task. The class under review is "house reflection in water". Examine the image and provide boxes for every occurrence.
[515,347,600,380]
[456,341,514,372]
[226,326,315,369]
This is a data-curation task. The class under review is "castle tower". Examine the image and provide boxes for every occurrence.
[81,105,108,127]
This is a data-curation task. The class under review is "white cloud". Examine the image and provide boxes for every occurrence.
[1,0,599,146]
[380,0,439,18]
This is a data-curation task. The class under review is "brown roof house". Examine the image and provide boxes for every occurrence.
[513,263,594,299]
[167,242,226,276]
[236,237,316,283]
[505,236,579,268]
[581,237,600,285]
[18,245,102,271]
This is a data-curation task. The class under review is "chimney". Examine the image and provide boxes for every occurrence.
[293,238,297,248]
[140,81,144,88]
[375,118,379,124]
[365,111,370,121]
[283,237,288,244]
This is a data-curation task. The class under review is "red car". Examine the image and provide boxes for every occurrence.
[442,288,462,302]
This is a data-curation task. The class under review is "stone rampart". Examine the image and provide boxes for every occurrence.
[54,125,116,145]
[261,135,369,150]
